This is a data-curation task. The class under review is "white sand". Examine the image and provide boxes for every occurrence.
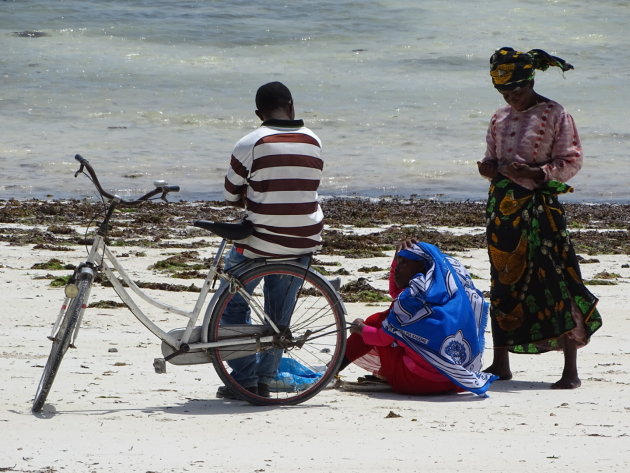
[1,231,629,473]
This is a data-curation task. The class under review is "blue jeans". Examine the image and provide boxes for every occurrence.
[220,247,309,387]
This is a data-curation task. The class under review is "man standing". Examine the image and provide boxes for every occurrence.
[217,81,324,399]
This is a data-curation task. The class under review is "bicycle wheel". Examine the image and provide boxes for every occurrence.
[32,276,93,412]
[208,262,346,405]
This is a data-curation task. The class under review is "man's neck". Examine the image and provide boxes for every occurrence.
[262,118,304,127]
[265,111,292,121]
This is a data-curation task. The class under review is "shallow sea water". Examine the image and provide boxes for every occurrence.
[1,0,629,202]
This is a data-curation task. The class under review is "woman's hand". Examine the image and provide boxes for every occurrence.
[477,160,498,179]
[508,162,545,181]
[396,238,418,254]
[349,318,365,335]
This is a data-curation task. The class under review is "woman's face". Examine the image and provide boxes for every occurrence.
[394,256,425,289]
[498,82,535,111]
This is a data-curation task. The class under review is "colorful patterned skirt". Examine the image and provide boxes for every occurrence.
[485,176,602,354]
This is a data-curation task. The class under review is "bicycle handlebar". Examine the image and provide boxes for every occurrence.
[74,154,180,206]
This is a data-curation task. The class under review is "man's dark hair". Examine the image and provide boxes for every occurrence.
[255,81,293,115]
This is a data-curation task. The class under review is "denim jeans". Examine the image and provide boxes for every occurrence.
[220,247,309,387]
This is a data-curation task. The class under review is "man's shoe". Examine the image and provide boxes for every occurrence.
[257,383,271,398]
[216,384,257,400]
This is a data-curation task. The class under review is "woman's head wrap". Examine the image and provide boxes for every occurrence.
[489,47,574,90]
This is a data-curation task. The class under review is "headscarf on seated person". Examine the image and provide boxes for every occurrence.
[383,242,496,395]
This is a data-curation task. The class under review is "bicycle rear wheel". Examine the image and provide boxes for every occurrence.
[32,276,93,412]
[208,262,346,405]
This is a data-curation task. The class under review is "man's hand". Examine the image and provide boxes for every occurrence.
[225,199,245,209]
[477,160,498,179]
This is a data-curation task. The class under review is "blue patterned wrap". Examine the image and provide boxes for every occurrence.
[383,242,498,395]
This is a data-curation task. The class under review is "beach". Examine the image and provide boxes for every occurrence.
[3,1,630,470]
[1,199,629,472]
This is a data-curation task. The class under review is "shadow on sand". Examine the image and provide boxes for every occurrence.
[487,379,552,393]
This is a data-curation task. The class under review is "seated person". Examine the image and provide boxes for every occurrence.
[339,240,497,396]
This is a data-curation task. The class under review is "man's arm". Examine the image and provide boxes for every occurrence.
[224,143,251,207]
[224,186,247,208]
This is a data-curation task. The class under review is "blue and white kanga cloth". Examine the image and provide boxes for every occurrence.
[382,242,497,395]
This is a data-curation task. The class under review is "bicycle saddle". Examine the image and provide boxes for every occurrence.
[193,220,254,240]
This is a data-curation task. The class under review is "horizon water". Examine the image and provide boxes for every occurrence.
[1,0,629,204]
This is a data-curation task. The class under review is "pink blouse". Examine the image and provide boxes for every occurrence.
[481,100,582,190]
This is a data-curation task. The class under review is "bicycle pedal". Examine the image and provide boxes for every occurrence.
[153,358,166,374]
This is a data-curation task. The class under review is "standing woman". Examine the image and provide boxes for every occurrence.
[477,47,602,389]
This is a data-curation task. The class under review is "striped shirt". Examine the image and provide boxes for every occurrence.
[224,119,324,258]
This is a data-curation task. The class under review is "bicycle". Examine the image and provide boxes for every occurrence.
[32,154,347,411]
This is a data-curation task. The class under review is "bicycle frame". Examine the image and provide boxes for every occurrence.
[35,154,348,410]
[53,213,290,365]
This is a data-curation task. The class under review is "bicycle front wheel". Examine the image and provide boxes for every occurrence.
[32,276,93,412]
[208,262,346,405]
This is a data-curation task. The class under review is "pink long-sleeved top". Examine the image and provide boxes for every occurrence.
[360,323,452,384]
[481,100,583,190]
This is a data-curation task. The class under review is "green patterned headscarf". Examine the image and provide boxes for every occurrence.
[490,47,574,90]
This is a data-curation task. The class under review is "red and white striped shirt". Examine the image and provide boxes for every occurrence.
[224,119,324,258]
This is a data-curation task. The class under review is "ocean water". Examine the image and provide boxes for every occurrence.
[1,0,629,203]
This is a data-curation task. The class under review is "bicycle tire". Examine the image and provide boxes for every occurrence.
[208,262,346,405]
[32,277,92,412]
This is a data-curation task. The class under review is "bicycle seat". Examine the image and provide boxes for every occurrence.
[193,220,254,240]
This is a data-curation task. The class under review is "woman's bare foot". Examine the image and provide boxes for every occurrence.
[484,347,512,379]
[483,364,513,380]
[551,374,581,389]
[553,337,580,388]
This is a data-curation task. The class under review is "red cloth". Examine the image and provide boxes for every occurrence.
[345,309,461,395]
